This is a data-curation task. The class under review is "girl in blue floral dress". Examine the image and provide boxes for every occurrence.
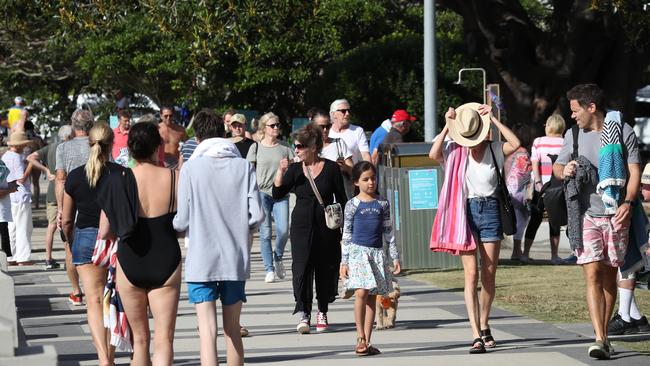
[340,161,401,356]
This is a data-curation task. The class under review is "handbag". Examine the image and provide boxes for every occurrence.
[488,143,517,236]
[304,163,343,229]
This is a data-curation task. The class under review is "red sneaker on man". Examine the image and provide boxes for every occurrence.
[68,293,84,306]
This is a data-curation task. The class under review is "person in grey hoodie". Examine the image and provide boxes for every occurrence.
[173,109,264,366]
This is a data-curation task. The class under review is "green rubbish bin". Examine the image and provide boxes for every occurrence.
[377,142,461,270]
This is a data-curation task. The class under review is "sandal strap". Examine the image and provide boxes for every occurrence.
[471,337,484,347]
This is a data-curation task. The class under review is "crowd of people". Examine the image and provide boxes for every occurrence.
[0,84,649,364]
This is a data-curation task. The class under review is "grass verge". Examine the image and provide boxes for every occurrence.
[407,264,650,354]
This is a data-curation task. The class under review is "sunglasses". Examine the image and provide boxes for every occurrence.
[266,123,280,129]
[294,143,308,150]
[318,124,332,130]
[336,109,351,115]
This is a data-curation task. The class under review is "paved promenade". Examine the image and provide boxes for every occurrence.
[7,198,650,365]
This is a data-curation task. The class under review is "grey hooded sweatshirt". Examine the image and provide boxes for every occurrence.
[173,138,265,282]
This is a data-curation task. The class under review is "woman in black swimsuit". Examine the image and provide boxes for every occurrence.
[108,122,181,365]
[62,123,124,366]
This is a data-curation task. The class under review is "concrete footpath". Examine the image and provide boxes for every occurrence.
[7,197,649,365]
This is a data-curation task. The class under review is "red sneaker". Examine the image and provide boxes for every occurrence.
[68,293,84,306]
[316,312,328,333]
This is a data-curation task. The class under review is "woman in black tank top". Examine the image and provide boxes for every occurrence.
[109,122,181,366]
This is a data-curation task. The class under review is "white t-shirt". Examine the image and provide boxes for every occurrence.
[328,124,369,163]
[319,138,352,162]
[466,149,498,198]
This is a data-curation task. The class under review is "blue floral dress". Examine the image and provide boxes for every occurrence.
[341,196,399,295]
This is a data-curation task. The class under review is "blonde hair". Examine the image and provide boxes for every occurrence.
[85,123,114,188]
[256,112,279,139]
[545,114,566,136]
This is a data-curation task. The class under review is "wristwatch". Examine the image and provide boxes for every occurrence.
[623,199,634,206]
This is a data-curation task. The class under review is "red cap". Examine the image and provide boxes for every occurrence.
[391,109,416,123]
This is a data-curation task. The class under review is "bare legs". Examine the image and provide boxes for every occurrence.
[460,241,500,344]
[77,264,113,366]
[583,262,618,343]
[44,222,56,262]
[116,261,181,366]
[354,289,377,346]
[64,243,81,295]
[196,301,244,366]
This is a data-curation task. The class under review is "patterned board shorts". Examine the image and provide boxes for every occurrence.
[575,214,629,267]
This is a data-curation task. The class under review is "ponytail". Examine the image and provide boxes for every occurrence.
[85,123,114,188]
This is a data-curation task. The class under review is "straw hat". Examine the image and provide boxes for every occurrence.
[446,102,491,147]
[6,131,31,146]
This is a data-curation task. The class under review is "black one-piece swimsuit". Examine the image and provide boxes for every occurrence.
[118,169,181,289]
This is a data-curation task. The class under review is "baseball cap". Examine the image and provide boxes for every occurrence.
[14,96,25,104]
[230,113,247,125]
[391,109,416,123]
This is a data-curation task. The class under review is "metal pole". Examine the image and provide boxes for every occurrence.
[424,0,436,141]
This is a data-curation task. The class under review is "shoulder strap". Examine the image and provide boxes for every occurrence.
[488,143,504,183]
[168,169,176,213]
[620,120,628,164]
[304,163,325,207]
[571,125,579,160]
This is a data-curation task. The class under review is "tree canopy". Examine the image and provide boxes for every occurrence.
[1,1,649,140]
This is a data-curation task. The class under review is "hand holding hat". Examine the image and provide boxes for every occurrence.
[445,103,492,147]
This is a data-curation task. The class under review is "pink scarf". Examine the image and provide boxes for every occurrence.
[429,142,477,255]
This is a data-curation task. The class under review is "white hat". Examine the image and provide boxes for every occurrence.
[446,102,491,147]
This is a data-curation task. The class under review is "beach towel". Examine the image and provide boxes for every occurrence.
[429,141,477,255]
[597,111,627,215]
[102,238,133,352]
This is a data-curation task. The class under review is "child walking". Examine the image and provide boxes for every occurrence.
[340,161,401,356]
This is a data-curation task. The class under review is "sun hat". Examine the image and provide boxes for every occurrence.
[230,113,247,125]
[446,102,491,147]
[7,131,31,146]
[391,109,416,123]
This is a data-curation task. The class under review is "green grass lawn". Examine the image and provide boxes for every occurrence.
[408,264,650,354]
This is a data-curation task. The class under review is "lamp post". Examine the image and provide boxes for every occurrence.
[454,67,487,104]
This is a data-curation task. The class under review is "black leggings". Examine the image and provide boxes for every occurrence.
[524,198,560,240]
[0,222,11,257]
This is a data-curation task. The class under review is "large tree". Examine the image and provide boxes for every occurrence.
[439,0,650,133]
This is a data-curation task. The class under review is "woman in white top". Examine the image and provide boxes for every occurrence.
[429,103,520,354]
[310,109,353,176]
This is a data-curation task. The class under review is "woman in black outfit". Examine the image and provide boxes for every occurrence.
[62,123,124,366]
[272,124,347,334]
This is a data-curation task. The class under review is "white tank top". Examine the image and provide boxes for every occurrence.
[466,149,498,198]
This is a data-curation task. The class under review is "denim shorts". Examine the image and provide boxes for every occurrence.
[467,197,503,242]
[72,227,99,265]
[187,281,247,305]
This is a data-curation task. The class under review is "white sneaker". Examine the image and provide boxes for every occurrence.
[296,314,311,334]
[275,260,286,279]
[265,271,276,283]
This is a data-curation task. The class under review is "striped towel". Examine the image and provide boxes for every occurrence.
[429,141,477,255]
[102,238,133,353]
[597,111,627,215]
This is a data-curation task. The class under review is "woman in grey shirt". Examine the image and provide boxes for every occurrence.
[246,112,294,283]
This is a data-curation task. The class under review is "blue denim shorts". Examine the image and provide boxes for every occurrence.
[187,281,247,305]
[72,227,99,265]
[467,197,503,242]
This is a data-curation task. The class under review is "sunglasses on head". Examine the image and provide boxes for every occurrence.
[336,109,351,115]
[318,123,332,129]
[294,143,308,150]
[266,123,280,129]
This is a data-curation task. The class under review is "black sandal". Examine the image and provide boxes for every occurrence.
[480,328,496,348]
[469,338,486,354]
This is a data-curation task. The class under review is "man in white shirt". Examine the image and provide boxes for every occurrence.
[328,99,370,164]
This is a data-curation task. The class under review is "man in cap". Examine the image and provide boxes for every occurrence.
[5,97,29,133]
[371,109,416,163]
[229,113,256,158]
[2,131,35,265]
